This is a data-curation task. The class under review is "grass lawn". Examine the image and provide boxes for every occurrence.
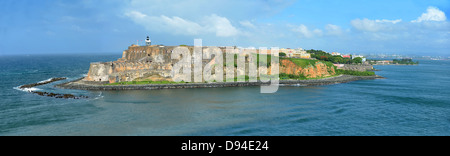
[282,58,319,68]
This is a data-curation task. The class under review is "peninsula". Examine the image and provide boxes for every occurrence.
[368,58,419,65]
[56,37,383,90]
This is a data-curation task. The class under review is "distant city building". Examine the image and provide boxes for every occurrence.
[374,60,393,64]
[352,55,367,62]
[331,52,341,56]
[280,48,311,58]
[342,55,351,58]
[293,48,311,59]
[352,55,363,59]
[280,48,296,57]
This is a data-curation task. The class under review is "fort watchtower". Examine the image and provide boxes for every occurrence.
[145,36,151,46]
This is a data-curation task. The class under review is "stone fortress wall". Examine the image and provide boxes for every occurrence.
[85,44,236,83]
[86,45,187,83]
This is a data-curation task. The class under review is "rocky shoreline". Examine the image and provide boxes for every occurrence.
[55,75,385,91]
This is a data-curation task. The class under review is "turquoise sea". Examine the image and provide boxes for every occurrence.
[0,54,449,136]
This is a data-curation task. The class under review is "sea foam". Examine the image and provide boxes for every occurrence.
[13,86,41,92]
[38,78,54,83]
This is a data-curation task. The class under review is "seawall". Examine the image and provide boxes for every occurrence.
[340,64,374,71]
[56,75,384,91]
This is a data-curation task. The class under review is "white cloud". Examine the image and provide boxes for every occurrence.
[292,24,311,38]
[204,14,239,37]
[160,15,203,35]
[375,19,402,24]
[412,7,447,22]
[125,11,239,37]
[351,18,402,32]
[325,24,343,36]
[351,18,380,32]
[240,20,256,29]
[125,0,294,21]
[125,11,147,19]
[313,29,323,36]
[292,24,323,38]
[120,1,448,54]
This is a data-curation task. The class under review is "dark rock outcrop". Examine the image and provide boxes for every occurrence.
[32,91,88,99]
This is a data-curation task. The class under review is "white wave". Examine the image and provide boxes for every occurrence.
[38,78,53,83]
[94,96,104,100]
[279,84,306,87]
[38,77,68,83]
[13,86,41,92]
[94,92,104,100]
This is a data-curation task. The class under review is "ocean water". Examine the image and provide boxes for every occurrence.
[0,54,449,136]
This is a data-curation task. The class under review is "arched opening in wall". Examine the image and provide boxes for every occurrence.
[99,79,101,81]
[148,54,150,57]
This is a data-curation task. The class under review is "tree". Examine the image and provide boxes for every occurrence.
[334,56,344,64]
[279,52,286,57]
[328,56,336,63]
[353,57,363,64]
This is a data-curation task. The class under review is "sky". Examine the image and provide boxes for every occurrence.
[0,0,449,56]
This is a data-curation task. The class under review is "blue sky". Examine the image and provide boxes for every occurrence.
[1,0,449,56]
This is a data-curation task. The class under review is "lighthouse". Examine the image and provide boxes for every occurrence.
[145,36,151,46]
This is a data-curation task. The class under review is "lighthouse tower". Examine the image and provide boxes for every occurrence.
[145,36,151,46]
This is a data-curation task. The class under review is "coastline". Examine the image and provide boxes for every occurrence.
[55,75,385,91]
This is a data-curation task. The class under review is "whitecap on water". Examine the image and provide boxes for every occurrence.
[94,92,104,100]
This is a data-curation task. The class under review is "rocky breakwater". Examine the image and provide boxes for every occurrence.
[19,77,88,99]
[32,91,88,99]
[19,77,67,89]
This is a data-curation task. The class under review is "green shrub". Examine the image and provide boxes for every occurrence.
[279,73,307,80]
[282,58,318,68]
[336,69,375,76]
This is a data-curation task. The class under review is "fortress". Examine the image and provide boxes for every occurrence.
[85,36,240,83]
[54,37,385,91]
[84,37,336,84]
